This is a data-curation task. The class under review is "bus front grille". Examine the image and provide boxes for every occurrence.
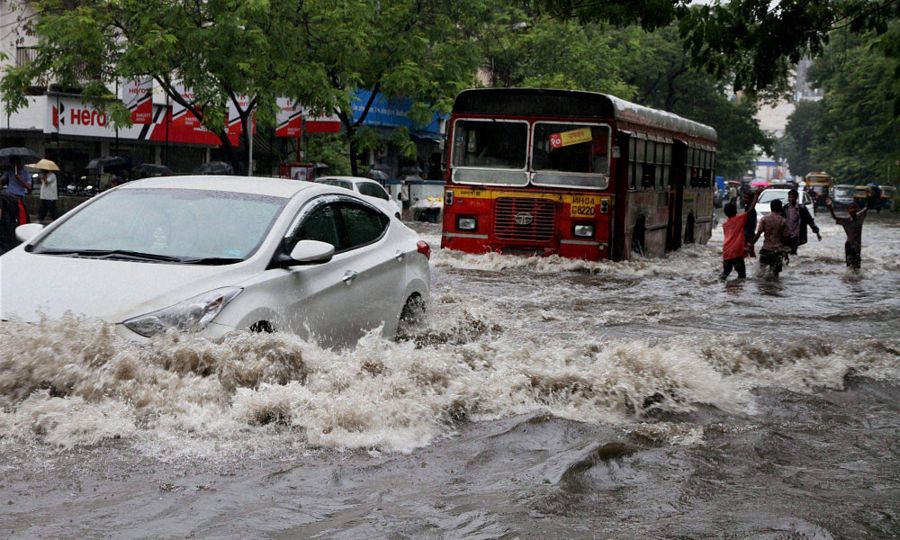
[493,197,557,242]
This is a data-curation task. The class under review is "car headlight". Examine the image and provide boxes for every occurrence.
[573,224,595,237]
[122,287,243,337]
[457,216,477,230]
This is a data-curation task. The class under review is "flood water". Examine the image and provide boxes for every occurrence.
[2,211,898,539]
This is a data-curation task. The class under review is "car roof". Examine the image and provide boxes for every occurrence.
[120,175,316,198]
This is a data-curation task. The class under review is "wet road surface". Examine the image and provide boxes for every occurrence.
[1,211,898,538]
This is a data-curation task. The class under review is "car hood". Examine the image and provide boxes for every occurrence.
[0,249,260,324]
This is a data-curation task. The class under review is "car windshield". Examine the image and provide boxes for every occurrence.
[834,187,853,197]
[32,188,286,263]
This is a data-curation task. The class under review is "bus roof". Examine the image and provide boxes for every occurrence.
[453,88,717,142]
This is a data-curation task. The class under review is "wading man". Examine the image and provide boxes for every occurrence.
[825,198,868,271]
[784,189,821,255]
[751,199,788,277]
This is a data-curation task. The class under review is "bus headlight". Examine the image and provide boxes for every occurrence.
[573,224,594,238]
[457,216,477,230]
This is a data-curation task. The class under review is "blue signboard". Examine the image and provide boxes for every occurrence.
[351,90,443,138]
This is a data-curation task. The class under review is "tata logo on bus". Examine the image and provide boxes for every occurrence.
[514,212,534,226]
[549,127,592,149]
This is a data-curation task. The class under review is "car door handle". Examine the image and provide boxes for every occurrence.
[395,249,405,262]
[342,270,358,284]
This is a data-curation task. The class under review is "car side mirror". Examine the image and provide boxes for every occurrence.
[15,223,44,243]
[288,240,335,265]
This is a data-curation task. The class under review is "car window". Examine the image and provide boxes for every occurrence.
[336,202,388,249]
[291,204,341,250]
[357,182,390,200]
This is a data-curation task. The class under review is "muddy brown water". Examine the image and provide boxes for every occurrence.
[2,212,898,538]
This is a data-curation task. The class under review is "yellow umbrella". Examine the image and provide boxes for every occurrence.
[27,158,60,171]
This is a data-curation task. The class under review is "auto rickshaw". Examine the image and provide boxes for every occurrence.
[804,171,832,208]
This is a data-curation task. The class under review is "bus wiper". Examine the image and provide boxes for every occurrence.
[35,249,185,263]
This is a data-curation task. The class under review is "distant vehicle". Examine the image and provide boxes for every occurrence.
[714,175,726,208]
[1,176,431,345]
[853,185,870,208]
[804,171,832,206]
[880,185,896,211]
[755,188,814,220]
[831,184,856,209]
[316,175,402,218]
[407,179,445,222]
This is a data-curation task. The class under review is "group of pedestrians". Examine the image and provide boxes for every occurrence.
[0,156,59,255]
[721,187,868,279]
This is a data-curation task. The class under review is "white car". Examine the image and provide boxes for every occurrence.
[755,188,815,220]
[0,176,430,345]
[316,176,402,218]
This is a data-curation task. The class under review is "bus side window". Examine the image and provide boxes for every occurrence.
[635,138,645,191]
[642,140,655,189]
[663,143,672,186]
[655,142,664,189]
[628,138,637,190]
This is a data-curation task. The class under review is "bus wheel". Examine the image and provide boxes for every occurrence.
[684,214,695,244]
[631,218,646,257]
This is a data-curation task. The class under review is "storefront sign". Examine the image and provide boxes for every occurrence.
[122,78,153,124]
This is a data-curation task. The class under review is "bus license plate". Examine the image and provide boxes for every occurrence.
[570,195,599,218]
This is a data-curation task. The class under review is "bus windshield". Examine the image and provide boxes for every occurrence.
[531,123,610,189]
[451,119,528,186]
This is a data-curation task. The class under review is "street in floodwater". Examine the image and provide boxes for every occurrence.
[1,212,898,539]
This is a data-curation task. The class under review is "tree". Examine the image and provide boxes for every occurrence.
[781,100,824,178]
[1,0,337,172]
[806,22,900,183]
[537,0,900,95]
[296,0,489,175]
[1,0,488,175]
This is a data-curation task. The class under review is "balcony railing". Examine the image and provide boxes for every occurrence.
[15,46,38,67]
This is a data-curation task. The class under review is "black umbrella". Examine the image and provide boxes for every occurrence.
[132,163,173,178]
[365,169,389,182]
[0,147,39,167]
[86,155,132,172]
[193,161,234,175]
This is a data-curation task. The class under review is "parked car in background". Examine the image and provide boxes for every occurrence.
[853,185,870,208]
[316,176,402,218]
[1,176,430,346]
[755,188,814,220]
[831,184,856,209]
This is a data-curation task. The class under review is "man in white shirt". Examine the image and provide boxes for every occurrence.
[38,170,58,222]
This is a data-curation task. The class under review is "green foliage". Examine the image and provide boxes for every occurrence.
[2,0,487,174]
[780,100,824,178]
[305,134,351,176]
[804,23,900,184]
[537,0,900,95]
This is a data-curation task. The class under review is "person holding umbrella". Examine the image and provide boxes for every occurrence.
[1,155,33,225]
[30,158,60,222]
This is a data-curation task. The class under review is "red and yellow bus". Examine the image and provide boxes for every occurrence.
[440,88,717,261]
